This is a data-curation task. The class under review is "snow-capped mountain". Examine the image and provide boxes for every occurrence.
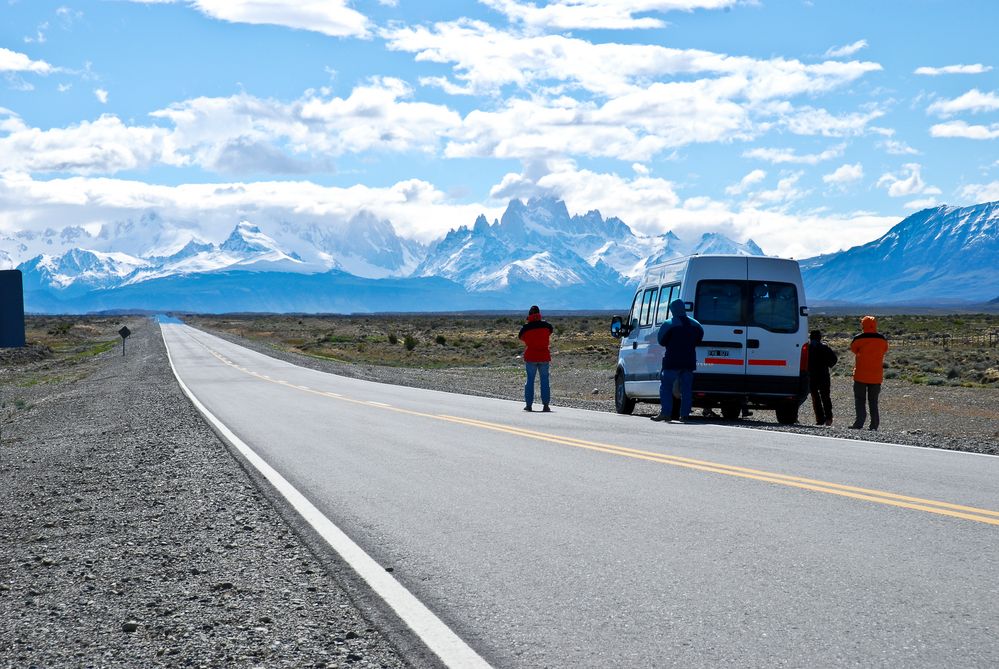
[415,197,763,292]
[276,211,425,278]
[802,201,999,304]
[19,249,151,297]
[0,248,13,270]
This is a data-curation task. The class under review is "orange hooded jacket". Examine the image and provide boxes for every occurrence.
[850,316,889,384]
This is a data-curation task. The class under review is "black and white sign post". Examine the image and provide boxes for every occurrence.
[119,326,131,357]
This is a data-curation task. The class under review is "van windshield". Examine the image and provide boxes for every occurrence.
[694,280,799,333]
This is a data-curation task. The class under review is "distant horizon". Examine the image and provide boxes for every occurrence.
[2,0,998,262]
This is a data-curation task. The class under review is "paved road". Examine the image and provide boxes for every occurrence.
[161,323,999,668]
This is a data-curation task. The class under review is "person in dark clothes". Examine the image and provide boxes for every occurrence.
[518,305,554,412]
[850,315,889,430]
[651,299,704,423]
[806,329,838,426]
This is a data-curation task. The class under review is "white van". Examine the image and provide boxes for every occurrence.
[610,255,809,424]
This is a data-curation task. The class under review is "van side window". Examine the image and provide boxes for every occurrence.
[750,282,798,333]
[655,283,676,324]
[695,280,743,325]
[640,288,658,327]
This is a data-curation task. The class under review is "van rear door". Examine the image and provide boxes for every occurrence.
[745,258,803,377]
[692,259,748,375]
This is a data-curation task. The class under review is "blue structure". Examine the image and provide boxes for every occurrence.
[0,270,26,348]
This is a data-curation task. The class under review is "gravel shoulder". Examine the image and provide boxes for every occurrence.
[1,320,414,668]
[199,326,999,457]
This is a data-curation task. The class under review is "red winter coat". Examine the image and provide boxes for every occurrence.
[518,312,553,363]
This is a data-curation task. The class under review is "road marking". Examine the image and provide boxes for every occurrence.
[181,326,999,528]
[162,325,492,669]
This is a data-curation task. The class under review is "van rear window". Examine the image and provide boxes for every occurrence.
[695,280,799,333]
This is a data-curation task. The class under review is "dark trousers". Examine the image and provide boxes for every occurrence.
[852,381,881,430]
[810,380,833,424]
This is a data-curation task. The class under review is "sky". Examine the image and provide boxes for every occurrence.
[1,0,998,260]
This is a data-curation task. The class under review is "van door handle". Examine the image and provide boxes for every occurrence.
[733,329,744,334]
[747,339,760,349]
[632,341,638,349]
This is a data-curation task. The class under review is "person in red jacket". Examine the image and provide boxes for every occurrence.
[850,315,889,430]
[518,305,554,412]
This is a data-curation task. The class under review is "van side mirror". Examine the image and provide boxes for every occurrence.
[799,306,809,316]
[610,315,628,338]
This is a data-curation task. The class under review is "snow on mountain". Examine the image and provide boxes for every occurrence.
[275,211,425,278]
[19,249,151,296]
[415,197,763,291]
[802,201,999,304]
[0,248,13,270]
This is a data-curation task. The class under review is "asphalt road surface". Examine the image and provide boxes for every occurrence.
[161,323,999,668]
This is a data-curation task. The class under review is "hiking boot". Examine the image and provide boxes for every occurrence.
[824,418,833,426]
[849,423,863,430]
[542,405,551,412]
[524,405,533,412]
[650,413,669,422]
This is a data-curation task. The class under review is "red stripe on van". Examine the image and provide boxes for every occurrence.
[748,359,787,366]
[704,357,743,365]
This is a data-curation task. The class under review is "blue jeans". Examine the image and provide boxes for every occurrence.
[659,368,694,419]
[525,362,550,407]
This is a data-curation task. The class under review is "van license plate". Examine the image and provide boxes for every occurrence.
[708,349,729,357]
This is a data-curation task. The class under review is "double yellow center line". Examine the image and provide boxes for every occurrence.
[192,333,999,527]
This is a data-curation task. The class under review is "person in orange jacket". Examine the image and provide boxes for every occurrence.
[849,315,889,430]
[518,305,554,412]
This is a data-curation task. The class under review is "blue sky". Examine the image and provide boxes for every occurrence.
[1,0,997,260]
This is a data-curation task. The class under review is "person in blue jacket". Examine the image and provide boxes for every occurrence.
[651,299,704,423]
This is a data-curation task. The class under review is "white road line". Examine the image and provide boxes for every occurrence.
[161,325,492,669]
[366,401,392,407]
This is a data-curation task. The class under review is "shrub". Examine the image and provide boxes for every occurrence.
[435,334,447,346]
[946,366,961,380]
[388,333,398,345]
[404,335,417,351]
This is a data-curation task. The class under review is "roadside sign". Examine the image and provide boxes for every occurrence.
[119,326,131,356]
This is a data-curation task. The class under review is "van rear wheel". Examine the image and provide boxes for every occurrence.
[775,402,799,425]
[615,372,635,415]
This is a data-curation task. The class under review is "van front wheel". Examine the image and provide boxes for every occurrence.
[615,372,635,415]
[775,402,799,425]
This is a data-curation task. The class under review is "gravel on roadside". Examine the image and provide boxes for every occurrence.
[0,320,412,668]
[199,326,999,457]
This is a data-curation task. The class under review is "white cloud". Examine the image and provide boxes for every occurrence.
[480,0,740,31]
[0,47,54,74]
[725,168,766,195]
[127,0,371,38]
[927,89,999,117]
[743,144,844,164]
[57,83,72,93]
[930,120,999,140]
[822,162,863,185]
[0,82,461,176]
[958,180,999,204]
[878,139,919,155]
[914,64,992,76]
[876,163,941,198]
[383,20,881,100]
[94,88,109,104]
[743,172,805,208]
[0,171,492,245]
[0,111,173,175]
[781,106,884,137]
[823,39,867,58]
[903,197,938,210]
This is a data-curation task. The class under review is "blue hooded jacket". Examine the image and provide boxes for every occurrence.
[657,299,704,371]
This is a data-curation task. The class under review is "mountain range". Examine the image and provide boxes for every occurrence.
[3,198,997,312]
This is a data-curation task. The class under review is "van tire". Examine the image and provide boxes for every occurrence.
[721,402,741,421]
[615,372,635,415]
[775,402,799,425]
